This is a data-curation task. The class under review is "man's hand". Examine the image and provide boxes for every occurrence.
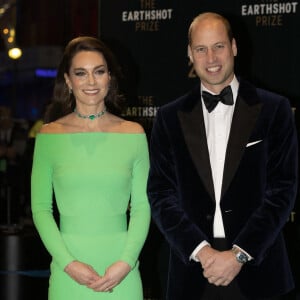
[196,245,219,268]
[201,250,243,286]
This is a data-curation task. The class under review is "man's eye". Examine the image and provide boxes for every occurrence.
[195,47,206,53]
[215,44,225,50]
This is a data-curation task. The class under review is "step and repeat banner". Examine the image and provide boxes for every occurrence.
[100,1,300,298]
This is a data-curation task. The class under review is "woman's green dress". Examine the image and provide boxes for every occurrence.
[31,132,150,299]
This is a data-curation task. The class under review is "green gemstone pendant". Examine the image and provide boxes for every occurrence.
[74,108,106,120]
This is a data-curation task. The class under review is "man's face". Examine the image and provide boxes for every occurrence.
[188,17,237,94]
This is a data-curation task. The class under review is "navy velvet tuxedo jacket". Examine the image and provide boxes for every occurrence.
[147,79,298,299]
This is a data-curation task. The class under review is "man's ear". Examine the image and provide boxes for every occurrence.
[187,45,193,63]
[232,38,238,57]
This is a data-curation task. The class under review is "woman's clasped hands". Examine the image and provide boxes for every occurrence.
[64,260,131,293]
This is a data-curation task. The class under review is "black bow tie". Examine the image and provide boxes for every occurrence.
[202,86,234,113]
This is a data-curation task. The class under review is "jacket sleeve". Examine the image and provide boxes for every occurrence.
[233,97,298,265]
[147,109,209,264]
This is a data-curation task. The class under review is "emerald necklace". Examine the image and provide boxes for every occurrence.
[74,107,106,120]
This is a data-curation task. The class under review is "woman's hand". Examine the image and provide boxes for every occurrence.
[64,260,101,286]
[87,261,131,292]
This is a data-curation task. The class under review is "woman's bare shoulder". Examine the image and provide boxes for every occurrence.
[39,122,64,133]
[113,118,144,133]
[39,115,73,133]
[108,114,145,134]
[121,120,145,133]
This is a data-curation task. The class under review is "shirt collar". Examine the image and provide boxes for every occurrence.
[201,75,240,104]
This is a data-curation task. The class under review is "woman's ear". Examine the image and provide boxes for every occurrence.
[64,73,71,90]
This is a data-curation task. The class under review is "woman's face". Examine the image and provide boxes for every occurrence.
[64,50,111,108]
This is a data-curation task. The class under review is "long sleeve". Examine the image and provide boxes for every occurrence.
[120,135,151,268]
[31,136,75,270]
[232,97,298,264]
[147,109,209,264]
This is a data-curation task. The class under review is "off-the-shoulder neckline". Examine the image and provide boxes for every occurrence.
[37,132,146,136]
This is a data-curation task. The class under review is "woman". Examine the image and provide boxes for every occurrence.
[31,36,150,299]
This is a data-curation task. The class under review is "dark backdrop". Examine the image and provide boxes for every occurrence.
[99,1,300,299]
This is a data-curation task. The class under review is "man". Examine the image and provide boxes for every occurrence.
[147,12,297,300]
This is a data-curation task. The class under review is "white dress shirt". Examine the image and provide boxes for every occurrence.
[190,76,239,260]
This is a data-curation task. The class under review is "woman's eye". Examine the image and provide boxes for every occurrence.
[74,71,86,77]
[95,69,105,75]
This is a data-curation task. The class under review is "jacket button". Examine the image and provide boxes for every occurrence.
[206,214,212,220]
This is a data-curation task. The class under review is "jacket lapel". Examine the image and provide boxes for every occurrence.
[221,83,262,198]
[178,93,215,201]
[177,80,263,201]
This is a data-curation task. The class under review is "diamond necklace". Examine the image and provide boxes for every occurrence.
[74,107,106,120]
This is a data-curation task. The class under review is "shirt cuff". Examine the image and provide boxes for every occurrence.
[190,240,211,262]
